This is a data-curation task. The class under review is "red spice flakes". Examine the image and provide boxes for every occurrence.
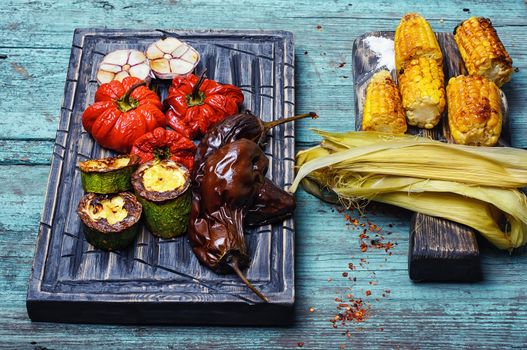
[327,206,396,343]
[331,296,370,328]
[297,342,305,347]
[340,345,346,349]
[316,25,322,30]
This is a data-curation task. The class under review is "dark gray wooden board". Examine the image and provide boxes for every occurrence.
[352,32,510,282]
[27,29,296,325]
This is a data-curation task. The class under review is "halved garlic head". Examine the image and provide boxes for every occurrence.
[146,37,200,79]
[96,49,151,84]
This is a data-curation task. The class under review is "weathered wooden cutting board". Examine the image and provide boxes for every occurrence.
[352,31,510,282]
[27,29,295,325]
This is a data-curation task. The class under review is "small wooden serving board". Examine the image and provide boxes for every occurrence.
[27,29,296,325]
[352,31,510,282]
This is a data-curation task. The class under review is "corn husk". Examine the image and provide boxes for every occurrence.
[293,130,527,250]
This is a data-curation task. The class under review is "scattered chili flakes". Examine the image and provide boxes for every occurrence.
[316,25,322,30]
[322,206,396,343]
[297,342,305,347]
[338,62,346,68]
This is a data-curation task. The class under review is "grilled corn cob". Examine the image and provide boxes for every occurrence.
[454,17,513,87]
[362,70,407,134]
[394,13,443,72]
[447,75,502,146]
[398,57,446,129]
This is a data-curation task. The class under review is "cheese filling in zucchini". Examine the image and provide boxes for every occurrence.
[77,192,142,251]
[79,155,139,194]
[132,160,191,239]
[85,195,128,225]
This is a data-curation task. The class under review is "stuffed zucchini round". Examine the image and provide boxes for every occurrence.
[77,192,142,251]
[79,155,139,194]
[132,160,191,238]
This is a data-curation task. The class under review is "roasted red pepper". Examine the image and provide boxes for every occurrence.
[82,77,166,153]
[130,127,196,171]
[164,73,244,139]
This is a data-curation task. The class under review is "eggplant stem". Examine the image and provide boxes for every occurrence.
[263,112,318,131]
[229,256,269,303]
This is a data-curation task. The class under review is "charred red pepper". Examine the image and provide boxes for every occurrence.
[164,73,244,139]
[130,127,196,171]
[82,77,166,153]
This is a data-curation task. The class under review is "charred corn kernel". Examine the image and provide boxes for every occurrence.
[447,75,502,146]
[395,13,443,72]
[454,17,513,87]
[362,70,407,134]
[398,57,446,129]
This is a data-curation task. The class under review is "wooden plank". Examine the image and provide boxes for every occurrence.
[0,140,52,165]
[1,0,527,348]
[0,0,525,49]
[27,29,296,325]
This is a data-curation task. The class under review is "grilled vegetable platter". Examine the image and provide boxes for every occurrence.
[27,30,300,325]
[293,14,526,282]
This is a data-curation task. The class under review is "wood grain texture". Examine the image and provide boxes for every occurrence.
[1,0,527,348]
[26,29,296,325]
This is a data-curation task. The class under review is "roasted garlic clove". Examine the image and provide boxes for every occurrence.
[96,49,151,84]
[146,37,200,79]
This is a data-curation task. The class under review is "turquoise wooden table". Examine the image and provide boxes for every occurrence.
[1,0,526,348]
